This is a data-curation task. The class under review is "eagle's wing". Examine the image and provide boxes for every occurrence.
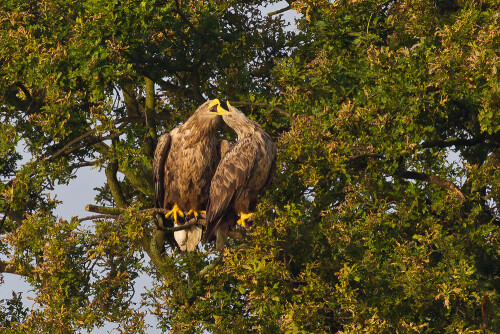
[153,133,171,208]
[218,139,231,159]
[205,137,258,241]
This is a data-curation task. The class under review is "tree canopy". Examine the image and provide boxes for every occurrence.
[1,0,499,332]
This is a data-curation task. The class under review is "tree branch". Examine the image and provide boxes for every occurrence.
[156,78,205,104]
[105,160,128,208]
[267,5,292,16]
[346,153,385,163]
[174,0,207,40]
[421,136,488,148]
[84,205,207,231]
[78,214,120,222]
[398,171,466,202]
[85,204,124,215]
[0,260,19,275]
[228,101,290,118]
[143,76,157,159]
[48,129,96,160]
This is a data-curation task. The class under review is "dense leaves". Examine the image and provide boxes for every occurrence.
[1,0,499,332]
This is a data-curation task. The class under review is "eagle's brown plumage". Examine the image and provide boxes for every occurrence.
[204,103,277,250]
[153,99,223,252]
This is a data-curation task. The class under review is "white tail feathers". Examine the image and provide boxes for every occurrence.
[174,224,203,252]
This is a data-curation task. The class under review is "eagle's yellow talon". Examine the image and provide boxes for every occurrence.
[186,209,206,218]
[237,212,254,228]
[165,204,184,224]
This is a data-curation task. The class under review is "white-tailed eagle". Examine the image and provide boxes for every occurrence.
[204,102,277,250]
[153,99,224,252]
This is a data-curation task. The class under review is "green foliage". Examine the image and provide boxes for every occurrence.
[1,0,499,332]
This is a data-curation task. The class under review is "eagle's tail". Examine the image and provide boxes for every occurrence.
[174,225,203,252]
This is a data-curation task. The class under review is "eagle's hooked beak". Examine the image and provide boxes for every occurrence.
[208,99,221,114]
[215,101,234,115]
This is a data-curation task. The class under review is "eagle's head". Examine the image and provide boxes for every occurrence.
[217,101,257,136]
[193,99,224,128]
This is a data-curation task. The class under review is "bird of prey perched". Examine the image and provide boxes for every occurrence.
[153,99,224,252]
[204,102,277,250]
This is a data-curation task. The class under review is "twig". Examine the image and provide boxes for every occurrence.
[228,101,290,118]
[78,214,120,222]
[267,5,291,17]
[48,129,96,160]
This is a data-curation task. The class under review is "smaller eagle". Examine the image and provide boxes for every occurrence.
[153,99,224,252]
[204,102,277,250]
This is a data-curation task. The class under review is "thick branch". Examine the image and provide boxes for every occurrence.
[85,204,124,215]
[143,76,157,158]
[84,205,207,231]
[119,165,154,196]
[105,160,128,208]
[398,171,466,202]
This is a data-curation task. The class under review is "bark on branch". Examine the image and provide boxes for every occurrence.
[398,171,466,202]
[85,204,124,215]
[267,5,292,16]
[78,214,120,222]
[84,205,207,231]
[105,160,128,208]
[421,136,490,148]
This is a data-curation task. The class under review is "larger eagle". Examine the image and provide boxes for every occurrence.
[153,99,225,252]
[204,102,277,250]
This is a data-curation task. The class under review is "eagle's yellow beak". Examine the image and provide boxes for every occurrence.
[216,104,228,115]
[215,101,235,115]
[208,99,225,115]
[208,99,220,109]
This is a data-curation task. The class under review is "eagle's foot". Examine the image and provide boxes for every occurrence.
[237,212,254,228]
[186,210,206,218]
[164,204,185,224]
